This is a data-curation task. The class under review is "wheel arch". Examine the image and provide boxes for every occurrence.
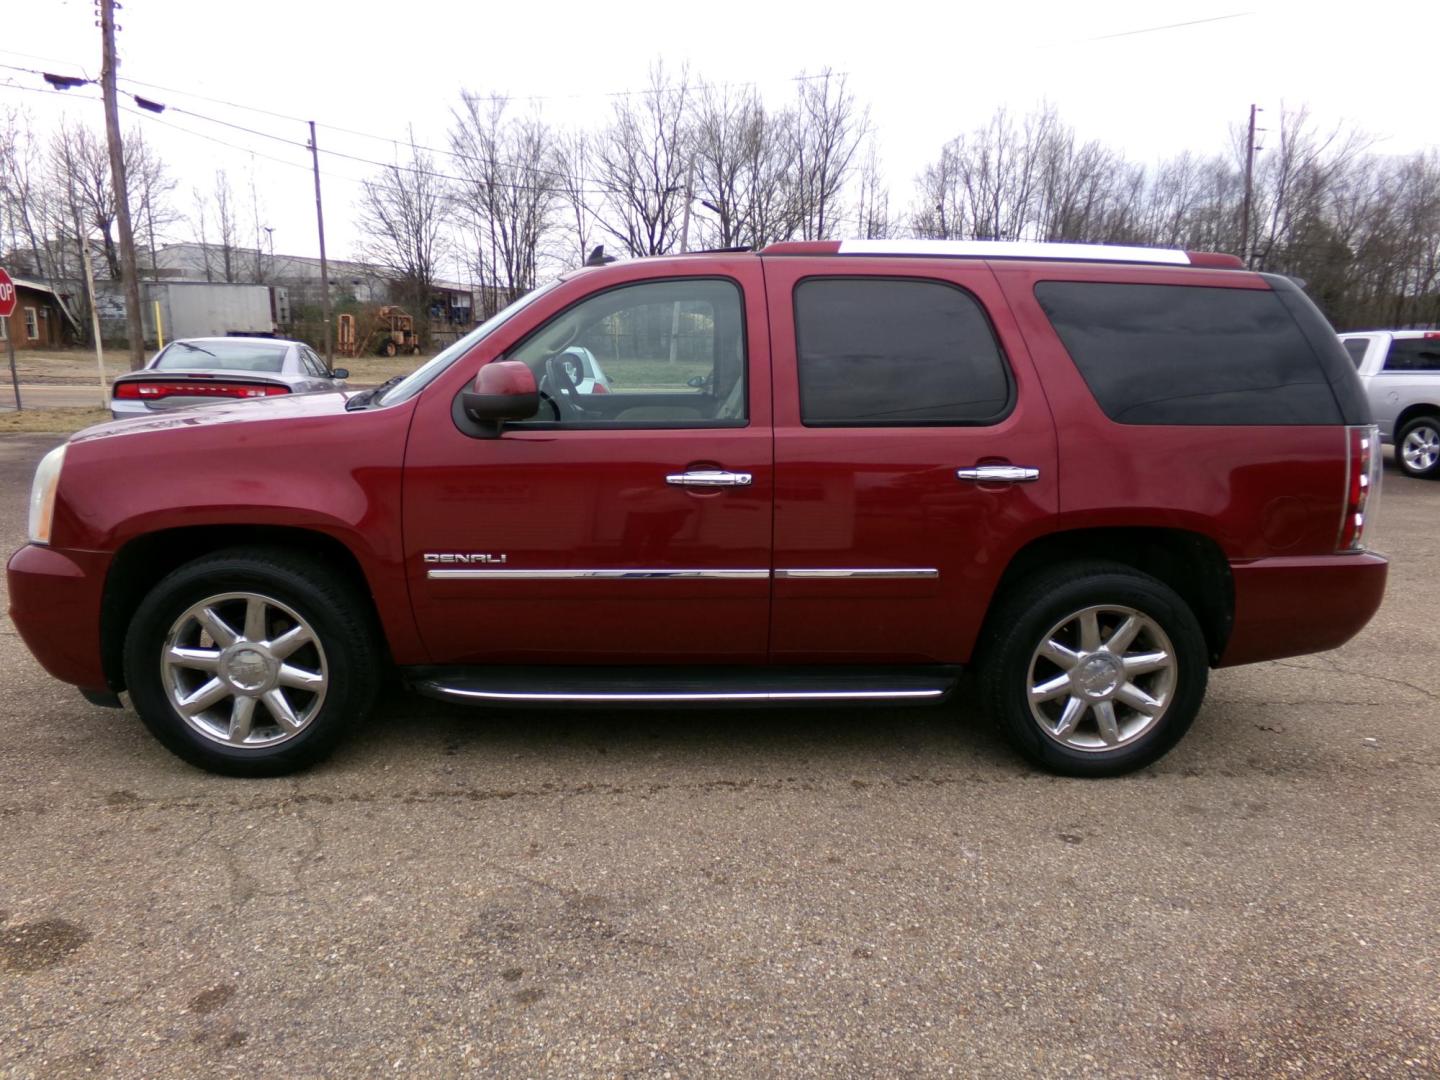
[979,526,1234,665]
[1395,404,1440,434]
[100,524,396,693]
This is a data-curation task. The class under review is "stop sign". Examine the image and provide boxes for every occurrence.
[0,268,15,320]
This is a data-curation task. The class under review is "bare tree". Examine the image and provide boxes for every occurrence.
[591,62,693,256]
[853,139,891,240]
[790,69,868,240]
[211,170,239,283]
[49,122,121,277]
[450,94,558,311]
[551,130,596,270]
[356,131,451,326]
[128,131,177,274]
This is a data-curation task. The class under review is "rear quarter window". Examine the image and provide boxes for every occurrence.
[1342,338,1370,368]
[1383,338,1440,371]
[1034,281,1342,425]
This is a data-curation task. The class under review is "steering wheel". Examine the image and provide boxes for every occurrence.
[540,356,583,420]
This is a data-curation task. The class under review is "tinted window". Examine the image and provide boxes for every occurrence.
[1034,282,1342,425]
[507,278,746,428]
[1383,338,1440,372]
[154,340,287,373]
[794,278,1010,426]
[1342,338,1370,368]
[300,348,328,378]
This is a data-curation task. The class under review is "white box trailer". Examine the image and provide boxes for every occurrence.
[139,282,283,342]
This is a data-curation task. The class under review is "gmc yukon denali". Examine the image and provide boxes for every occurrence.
[8,240,1387,777]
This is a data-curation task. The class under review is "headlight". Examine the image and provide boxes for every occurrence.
[27,444,67,546]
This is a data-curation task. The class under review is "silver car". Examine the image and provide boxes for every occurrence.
[557,346,613,395]
[110,337,349,418]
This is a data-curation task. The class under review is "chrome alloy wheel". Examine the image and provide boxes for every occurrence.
[160,592,328,748]
[1401,423,1440,474]
[1026,604,1178,753]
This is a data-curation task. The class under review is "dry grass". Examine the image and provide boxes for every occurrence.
[5,347,136,383]
[0,407,112,434]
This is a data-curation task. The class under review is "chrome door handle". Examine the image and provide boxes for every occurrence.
[956,465,1040,483]
[666,470,753,488]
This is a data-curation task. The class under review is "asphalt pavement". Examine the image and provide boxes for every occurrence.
[1,433,1436,1078]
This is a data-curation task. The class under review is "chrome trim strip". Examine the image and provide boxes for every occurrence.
[836,239,1191,264]
[421,684,945,703]
[427,568,769,581]
[774,568,940,580]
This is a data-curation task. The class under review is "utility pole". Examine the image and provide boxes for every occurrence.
[678,156,696,254]
[308,121,333,363]
[99,0,146,370]
[1240,103,1260,268]
[80,237,109,409]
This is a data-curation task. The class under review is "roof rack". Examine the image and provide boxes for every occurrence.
[760,239,1244,269]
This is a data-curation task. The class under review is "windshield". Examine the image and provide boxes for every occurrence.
[154,340,288,373]
[376,281,562,406]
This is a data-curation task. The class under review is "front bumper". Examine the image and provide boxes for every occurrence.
[6,544,112,691]
[1218,552,1388,667]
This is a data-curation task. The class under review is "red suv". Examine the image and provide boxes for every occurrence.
[8,240,1387,777]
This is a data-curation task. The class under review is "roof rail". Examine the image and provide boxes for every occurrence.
[761,239,1244,268]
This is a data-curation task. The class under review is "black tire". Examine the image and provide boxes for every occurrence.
[123,547,381,776]
[977,561,1209,777]
[1395,415,1440,479]
[382,340,397,358]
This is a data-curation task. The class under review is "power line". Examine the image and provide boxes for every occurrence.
[4,70,623,198]
[1081,11,1253,43]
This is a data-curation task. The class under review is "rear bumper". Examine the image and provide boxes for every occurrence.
[1218,552,1388,667]
[6,544,112,691]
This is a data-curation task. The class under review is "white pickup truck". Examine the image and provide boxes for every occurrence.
[1339,331,1440,478]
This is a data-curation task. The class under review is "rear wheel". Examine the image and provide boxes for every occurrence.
[381,340,397,358]
[979,562,1208,777]
[1396,415,1440,478]
[123,548,380,776]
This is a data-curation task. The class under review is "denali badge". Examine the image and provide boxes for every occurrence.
[424,553,509,565]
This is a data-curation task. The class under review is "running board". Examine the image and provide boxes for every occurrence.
[409,665,961,707]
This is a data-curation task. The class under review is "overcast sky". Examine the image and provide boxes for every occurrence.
[5,0,1438,272]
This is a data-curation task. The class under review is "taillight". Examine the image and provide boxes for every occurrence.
[1338,424,1382,552]
[113,381,290,400]
[590,382,609,394]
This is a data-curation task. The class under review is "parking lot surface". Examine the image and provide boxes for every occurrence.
[1,432,1437,1078]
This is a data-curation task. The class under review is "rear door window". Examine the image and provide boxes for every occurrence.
[1034,281,1341,425]
[793,277,1011,426]
[1383,338,1440,371]
[300,348,328,378]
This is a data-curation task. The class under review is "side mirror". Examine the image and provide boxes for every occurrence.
[454,360,539,438]
[331,368,350,380]
[687,374,709,389]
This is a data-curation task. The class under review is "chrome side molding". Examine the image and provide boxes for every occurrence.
[774,568,939,580]
[428,568,769,581]
[429,567,940,581]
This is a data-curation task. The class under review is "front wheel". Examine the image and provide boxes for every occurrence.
[979,562,1209,777]
[123,548,381,776]
[1396,416,1440,478]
